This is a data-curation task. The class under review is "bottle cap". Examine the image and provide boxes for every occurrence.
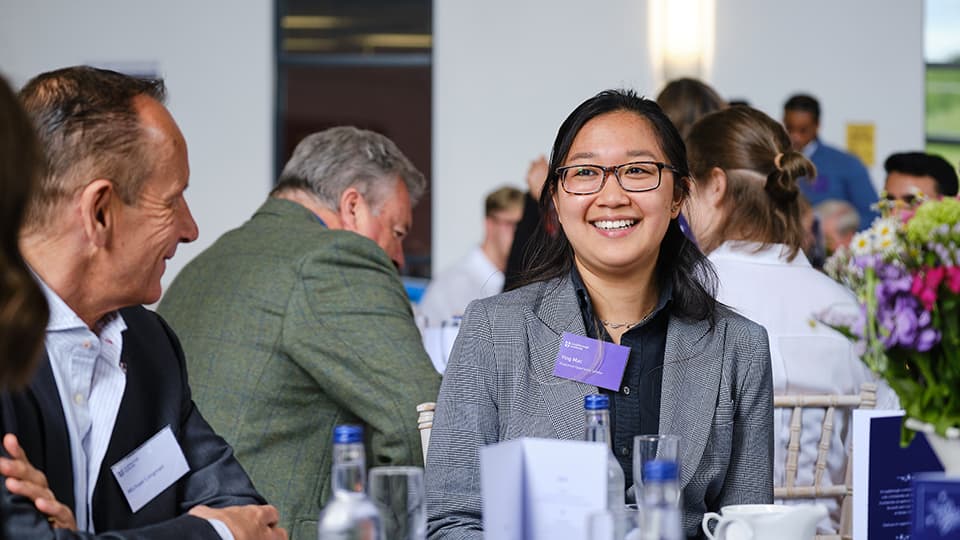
[332,424,363,444]
[584,394,610,411]
[643,459,678,482]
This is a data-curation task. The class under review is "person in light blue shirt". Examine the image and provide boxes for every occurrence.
[783,94,879,229]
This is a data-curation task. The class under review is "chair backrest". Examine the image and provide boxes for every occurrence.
[773,382,877,540]
[416,402,436,463]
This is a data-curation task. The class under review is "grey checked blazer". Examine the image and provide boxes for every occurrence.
[424,276,774,539]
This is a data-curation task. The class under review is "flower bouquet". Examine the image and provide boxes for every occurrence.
[821,196,960,445]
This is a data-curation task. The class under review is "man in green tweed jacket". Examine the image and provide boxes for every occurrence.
[158,127,441,539]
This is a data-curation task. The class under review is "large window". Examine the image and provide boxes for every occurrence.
[277,0,433,278]
[925,1,960,168]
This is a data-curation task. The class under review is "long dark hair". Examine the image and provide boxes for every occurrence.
[0,75,49,390]
[514,89,717,322]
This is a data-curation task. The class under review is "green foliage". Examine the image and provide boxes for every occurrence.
[905,197,960,244]
[926,66,960,138]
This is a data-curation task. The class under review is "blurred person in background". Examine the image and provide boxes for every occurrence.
[160,127,440,539]
[656,77,727,139]
[883,151,959,218]
[417,186,524,327]
[656,77,727,244]
[684,106,897,532]
[503,155,552,290]
[0,73,51,540]
[815,199,860,255]
[798,195,826,269]
[0,74,48,392]
[783,93,879,229]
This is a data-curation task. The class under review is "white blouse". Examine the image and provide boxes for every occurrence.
[709,241,898,530]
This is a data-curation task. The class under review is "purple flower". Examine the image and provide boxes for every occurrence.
[877,263,907,282]
[887,307,919,347]
[854,254,882,270]
[872,262,942,352]
[916,328,940,352]
[877,275,912,301]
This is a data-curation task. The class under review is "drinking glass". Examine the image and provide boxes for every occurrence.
[367,466,426,540]
[586,507,643,540]
[633,434,680,495]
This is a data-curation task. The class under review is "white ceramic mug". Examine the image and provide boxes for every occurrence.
[702,504,826,540]
[702,509,755,540]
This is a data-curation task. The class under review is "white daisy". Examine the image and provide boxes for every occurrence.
[872,218,901,254]
[850,230,875,256]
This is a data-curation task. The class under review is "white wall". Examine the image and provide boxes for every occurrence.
[433,0,924,272]
[711,1,925,184]
[0,1,274,295]
[433,0,655,273]
[0,1,924,280]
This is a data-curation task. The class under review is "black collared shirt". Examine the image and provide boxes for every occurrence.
[571,268,671,490]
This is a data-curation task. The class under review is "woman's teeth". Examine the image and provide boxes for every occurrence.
[593,219,636,230]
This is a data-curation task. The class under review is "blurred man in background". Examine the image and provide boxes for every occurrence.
[417,186,524,327]
[159,127,439,539]
[783,93,879,229]
[883,151,958,211]
[815,200,860,256]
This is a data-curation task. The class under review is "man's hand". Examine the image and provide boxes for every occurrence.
[526,155,549,201]
[0,433,77,530]
[189,504,288,540]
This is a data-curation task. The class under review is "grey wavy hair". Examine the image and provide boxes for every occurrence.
[273,126,426,212]
[815,199,860,237]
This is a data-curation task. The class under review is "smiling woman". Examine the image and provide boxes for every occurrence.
[424,89,776,539]
[552,110,683,296]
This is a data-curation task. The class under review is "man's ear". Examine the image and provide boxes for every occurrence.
[706,167,728,209]
[78,179,115,248]
[337,187,364,233]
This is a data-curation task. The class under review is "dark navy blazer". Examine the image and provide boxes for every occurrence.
[0,306,264,539]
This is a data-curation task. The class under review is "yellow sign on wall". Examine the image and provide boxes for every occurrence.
[846,123,875,167]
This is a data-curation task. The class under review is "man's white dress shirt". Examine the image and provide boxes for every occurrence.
[41,281,126,533]
[38,279,232,539]
[417,246,503,328]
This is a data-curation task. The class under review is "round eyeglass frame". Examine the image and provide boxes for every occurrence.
[555,161,681,195]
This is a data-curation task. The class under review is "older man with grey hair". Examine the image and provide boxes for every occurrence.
[158,127,440,539]
[814,199,860,255]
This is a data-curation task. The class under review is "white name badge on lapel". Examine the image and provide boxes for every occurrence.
[110,425,190,512]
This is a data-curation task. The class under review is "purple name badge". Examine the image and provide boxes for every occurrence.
[552,332,629,391]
